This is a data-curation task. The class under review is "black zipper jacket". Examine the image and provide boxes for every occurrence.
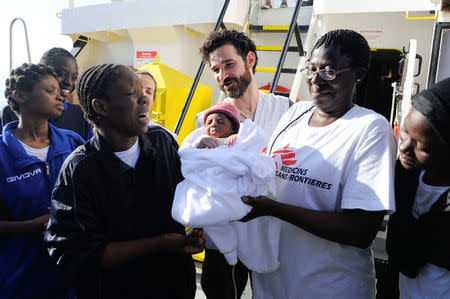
[44,126,195,299]
[386,160,450,278]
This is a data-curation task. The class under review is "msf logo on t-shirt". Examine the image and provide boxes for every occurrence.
[270,144,297,170]
[6,168,42,183]
[271,144,333,190]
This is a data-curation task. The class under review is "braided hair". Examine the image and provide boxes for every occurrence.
[39,47,75,68]
[200,30,258,73]
[310,29,371,104]
[4,63,56,114]
[310,29,370,71]
[76,64,125,124]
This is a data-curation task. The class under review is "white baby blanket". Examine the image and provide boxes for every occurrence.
[172,119,280,273]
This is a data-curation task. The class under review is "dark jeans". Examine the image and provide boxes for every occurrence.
[201,248,250,299]
[375,259,399,299]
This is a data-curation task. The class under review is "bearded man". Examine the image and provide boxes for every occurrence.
[197,29,292,299]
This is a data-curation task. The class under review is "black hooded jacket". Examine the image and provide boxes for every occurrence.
[44,126,195,299]
[386,160,450,278]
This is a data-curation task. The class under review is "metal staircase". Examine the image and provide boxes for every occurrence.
[174,0,309,134]
[174,0,231,135]
[71,35,90,58]
[251,0,308,96]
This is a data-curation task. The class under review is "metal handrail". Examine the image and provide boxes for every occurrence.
[269,0,303,93]
[174,0,231,135]
[9,18,32,72]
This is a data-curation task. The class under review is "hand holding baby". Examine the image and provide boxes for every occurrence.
[197,136,221,149]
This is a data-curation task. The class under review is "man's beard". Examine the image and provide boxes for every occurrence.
[220,67,252,99]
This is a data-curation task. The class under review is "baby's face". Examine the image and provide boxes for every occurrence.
[205,112,234,138]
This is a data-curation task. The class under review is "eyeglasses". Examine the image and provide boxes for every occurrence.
[300,66,352,81]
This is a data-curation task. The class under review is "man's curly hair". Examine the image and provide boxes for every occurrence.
[4,63,56,114]
[200,30,258,73]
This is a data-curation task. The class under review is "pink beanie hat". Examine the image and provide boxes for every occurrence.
[203,102,241,132]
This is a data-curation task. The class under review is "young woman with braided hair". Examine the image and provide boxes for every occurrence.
[0,48,93,140]
[240,29,397,298]
[44,64,205,299]
[0,63,83,298]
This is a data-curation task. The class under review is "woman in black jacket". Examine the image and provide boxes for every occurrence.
[386,77,450,298]
[45,64,205,299]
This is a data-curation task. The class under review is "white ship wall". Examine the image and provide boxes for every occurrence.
[63,0,253,106]
[296,9,437,103]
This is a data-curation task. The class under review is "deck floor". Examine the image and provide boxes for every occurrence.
[194,262,252,299]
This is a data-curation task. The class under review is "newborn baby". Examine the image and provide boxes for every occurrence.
[195,102,240,149]
[173,102,281,273]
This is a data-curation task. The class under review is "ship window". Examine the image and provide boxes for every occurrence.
[428,22,450,87]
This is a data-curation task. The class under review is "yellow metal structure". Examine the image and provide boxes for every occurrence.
[405,10,437,20]
[137,62,211,144]
[256,45,284,51]
[106,31,121,40]
[192,251,205,262]
[371,47,403,52]
[184,25,197,36]
[255,66,277,73]
[75,35,90,42]
[262,25,289,31]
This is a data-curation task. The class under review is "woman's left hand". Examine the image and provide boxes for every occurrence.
[184,228,206,254]
[240,196,273,222]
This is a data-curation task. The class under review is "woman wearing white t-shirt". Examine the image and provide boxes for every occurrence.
[386,78,450,298]
[240,29,397,298]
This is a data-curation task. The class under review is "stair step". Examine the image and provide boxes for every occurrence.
[71,35,90,58]
[281,68,297,74]
[249,24,309,33]
[274,91,290,97]
[256,45,300,52]
[255,67,297,74]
